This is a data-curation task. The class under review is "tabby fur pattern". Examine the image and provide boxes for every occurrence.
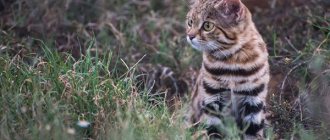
[185,0,270,139]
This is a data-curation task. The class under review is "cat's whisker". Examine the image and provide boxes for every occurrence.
[197,40,208,45]
[208,43,221,50]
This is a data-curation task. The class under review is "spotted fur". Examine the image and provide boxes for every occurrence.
[185,0,270,139]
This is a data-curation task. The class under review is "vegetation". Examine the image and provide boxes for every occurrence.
[0,0,329,139]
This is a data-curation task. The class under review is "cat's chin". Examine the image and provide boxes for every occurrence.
[187,37,214,52]
[190,44,204,52]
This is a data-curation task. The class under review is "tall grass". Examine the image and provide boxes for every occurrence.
[0,39,192,139]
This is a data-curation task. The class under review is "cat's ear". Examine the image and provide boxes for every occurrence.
[215,0,244,22]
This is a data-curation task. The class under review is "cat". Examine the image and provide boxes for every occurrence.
[185,0,270,139]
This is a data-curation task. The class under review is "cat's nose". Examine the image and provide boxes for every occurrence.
[188,35,195,40]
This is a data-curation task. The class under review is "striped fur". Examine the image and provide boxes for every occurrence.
[186,0,269,139]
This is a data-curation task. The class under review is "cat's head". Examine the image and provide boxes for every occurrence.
[186,0,251,52]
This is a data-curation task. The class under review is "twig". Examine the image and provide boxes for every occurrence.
[313,38,328,56]
[322,69,330,74]
[106,22,126,47]
[279,61,308,103]
[285,37,300,53]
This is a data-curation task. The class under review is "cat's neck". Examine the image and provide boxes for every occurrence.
[203,27,266,63]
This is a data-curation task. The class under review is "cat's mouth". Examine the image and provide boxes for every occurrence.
[187,36,203,51]
[187,36,222,52]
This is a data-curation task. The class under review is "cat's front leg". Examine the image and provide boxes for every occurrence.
[236,94,267,140]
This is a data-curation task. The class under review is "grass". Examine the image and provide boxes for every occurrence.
[0,39,187,139]
[0,0,330,139]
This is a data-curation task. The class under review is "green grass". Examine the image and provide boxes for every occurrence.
[0,39,187,139]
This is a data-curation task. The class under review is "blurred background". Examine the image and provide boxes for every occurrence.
[0,0,330,139]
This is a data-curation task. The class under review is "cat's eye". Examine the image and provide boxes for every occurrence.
[187,19,193,27]
[202,22,214,31]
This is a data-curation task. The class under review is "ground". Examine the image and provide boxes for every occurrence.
[0,0,329,139]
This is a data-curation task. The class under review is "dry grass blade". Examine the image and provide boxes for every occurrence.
[106,22,126,47]
[279,61,308,103]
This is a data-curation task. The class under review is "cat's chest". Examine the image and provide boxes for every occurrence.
[202,66,250,82]
[201,69,260,94]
